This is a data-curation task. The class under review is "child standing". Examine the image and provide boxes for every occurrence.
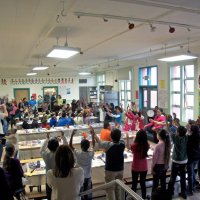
[168,126,188,199]
[126,130,149,199]
[69,130,94,200]
[151,129,171,192]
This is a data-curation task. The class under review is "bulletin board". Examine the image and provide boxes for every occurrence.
[43,86,58,96]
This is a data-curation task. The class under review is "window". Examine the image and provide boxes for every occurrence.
[139,66,158,109]
[139,66,157,86]
[97,74,105,102]
[119,80,131,109]
[170,64,195,122]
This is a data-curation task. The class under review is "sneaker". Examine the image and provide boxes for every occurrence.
[179,193,187,199]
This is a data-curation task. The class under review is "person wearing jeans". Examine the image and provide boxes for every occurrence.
[126,130,149,199]
[187,125,200,195]
[168,126,188,199]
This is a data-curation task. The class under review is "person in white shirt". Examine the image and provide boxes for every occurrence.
[47,145,84,200]
[40,131,67,200]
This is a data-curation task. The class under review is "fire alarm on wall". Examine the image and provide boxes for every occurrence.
[115,79,118,82]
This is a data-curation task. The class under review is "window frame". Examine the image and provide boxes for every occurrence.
[170,62,196,122]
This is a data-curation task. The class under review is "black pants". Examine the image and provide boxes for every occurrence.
[146,127,159,144]
[152,164,167,192]
[168,162,187,196]
[46,184,52,200]
[131,170,147,199]
[81,178,92,200]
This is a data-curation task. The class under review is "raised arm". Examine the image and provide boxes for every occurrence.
[89,126,100,144]
[61,131,68,145]
[40,132,50,157]
[69,130,77,151]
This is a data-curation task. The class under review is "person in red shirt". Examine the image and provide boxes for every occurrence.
[126,130,150,199]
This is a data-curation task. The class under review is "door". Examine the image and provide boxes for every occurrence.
[140,86,157,110]
[79,87,88,103]
[14,88,30,103]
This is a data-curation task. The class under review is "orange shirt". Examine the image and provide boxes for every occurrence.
[100,128,111,142]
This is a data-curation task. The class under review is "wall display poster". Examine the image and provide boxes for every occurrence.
[159,80,165,89]
[66,88,71,95]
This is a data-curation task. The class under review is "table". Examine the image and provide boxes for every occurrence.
[21,149,154,187]
[18,131,136,159]
[16,123,104,142]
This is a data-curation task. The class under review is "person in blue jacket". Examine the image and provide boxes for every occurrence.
[57,112,68,127]
[50,114,57,127]
[108,106,122,126]
[28,96,36,110]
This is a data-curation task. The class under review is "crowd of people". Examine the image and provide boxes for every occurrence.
[0,94,200,200]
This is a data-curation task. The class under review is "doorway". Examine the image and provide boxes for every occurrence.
[14,88,30,103]
[140,86,157,111]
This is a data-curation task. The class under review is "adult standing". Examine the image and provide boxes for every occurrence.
[57,95,63,107]
[44,92,51,110]
[50,92,56,111]
[37,95,43,112]
[144,108,166,143]
[18,99,24,113]
[28,96,37,110]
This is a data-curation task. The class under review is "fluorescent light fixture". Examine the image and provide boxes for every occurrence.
[158,54,198,62]
[47,46,81,59]
[27,73,37,76]
[32,66,49,71]
[79,72,91,75]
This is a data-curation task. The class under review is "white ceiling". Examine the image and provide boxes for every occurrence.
[0,0,200,77]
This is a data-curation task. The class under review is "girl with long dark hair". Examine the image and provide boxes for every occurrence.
[126,130,149,199]
[3,144,24,200]
[151,129,171,192]
[47,145,84,200]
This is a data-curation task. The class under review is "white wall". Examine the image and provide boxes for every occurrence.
[0,76,96,101]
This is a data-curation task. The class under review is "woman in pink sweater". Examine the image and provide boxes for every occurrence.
[151,129,171,192]
[145,109,166,131]
[144,108,166,143]
[123,109,137,131]
[127,130,149,199]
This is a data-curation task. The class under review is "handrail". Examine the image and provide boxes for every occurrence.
[79,179,144,200]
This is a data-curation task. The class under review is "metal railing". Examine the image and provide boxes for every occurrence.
[80,179,144,200]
